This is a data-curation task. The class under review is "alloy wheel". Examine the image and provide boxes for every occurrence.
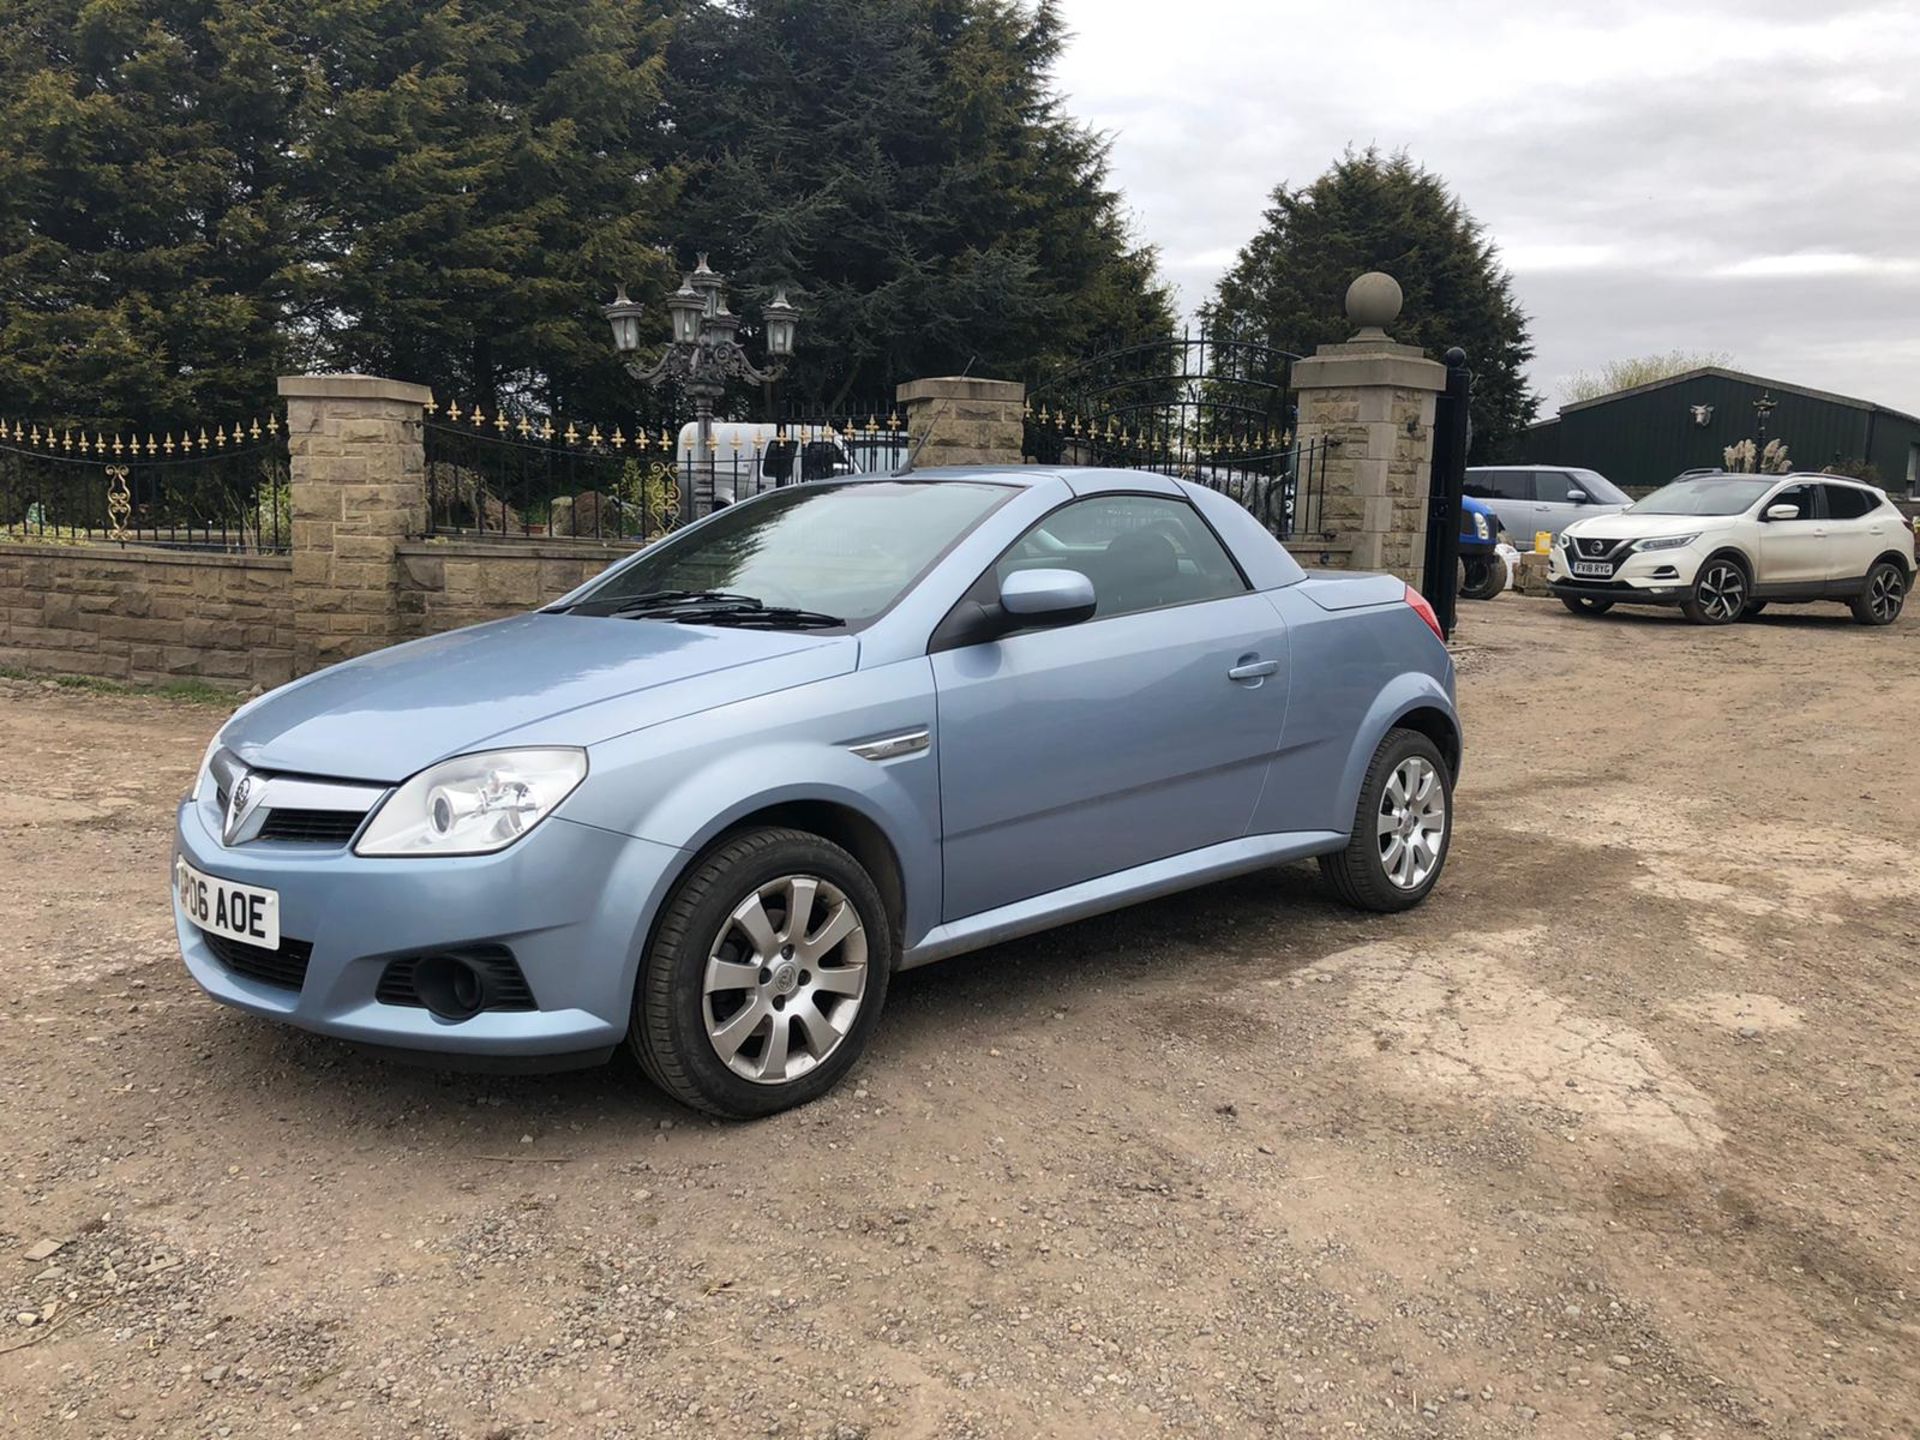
[1696,561,1745,622]
[1377,756,1446,890]
[701,873,869,1084]
[1868,567,1905,623]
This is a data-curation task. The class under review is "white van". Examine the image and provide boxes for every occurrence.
[676,422,861,506]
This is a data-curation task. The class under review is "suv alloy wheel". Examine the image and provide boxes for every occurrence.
[1681,555,1748,625]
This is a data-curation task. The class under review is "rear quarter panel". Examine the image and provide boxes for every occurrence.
[1248,587,1457,837]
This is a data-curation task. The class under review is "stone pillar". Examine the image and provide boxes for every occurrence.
[1292,273,1447,584]
[279,373,431,673]
[895,377,1026,467]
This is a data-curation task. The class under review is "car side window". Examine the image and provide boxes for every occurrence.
[1769,483,1817,520]
[1821,484,1873,520]
[1494,470,1534,501]
[1533,471,1577,504]
[993,494,1248,620]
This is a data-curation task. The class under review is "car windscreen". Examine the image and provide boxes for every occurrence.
[1574,472,1631,505]
[1628,477,1772,516]
[564,481,1012,628]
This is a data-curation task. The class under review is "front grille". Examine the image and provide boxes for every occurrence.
[376,945,537,1011]
[256,809,364,845]
[1577,536,1616,558]
[200,929,314,990]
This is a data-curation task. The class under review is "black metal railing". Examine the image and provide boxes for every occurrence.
[423,403,912,541]
[0,421,290,552]
[1023,408,1329,541]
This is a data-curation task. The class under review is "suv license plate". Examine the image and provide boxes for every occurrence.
[1571,560,1613,578]
[175,857,280,950]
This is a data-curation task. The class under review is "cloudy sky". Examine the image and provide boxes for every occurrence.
[1052,0,1920,419]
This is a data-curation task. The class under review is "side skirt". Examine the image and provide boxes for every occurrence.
[900,830,1348,970]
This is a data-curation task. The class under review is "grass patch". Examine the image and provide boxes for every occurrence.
[0,665,237,706]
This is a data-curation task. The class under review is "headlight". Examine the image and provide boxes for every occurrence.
[189,735,224,802]
[356,748,588,857]
[1634,533,1699,552]
[1472,512,1490,539]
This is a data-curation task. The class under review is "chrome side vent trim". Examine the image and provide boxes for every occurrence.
[847,729,931,763]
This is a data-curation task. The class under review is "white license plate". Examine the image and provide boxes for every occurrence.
[1571,560,1613,578]
[175,858,280,950]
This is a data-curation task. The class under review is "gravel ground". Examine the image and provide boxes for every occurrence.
[2,594,1917,1439]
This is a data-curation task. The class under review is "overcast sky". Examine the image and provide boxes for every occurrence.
[1052,0,1920,419]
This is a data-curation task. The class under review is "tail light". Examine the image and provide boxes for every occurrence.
[1404,584,1445,642]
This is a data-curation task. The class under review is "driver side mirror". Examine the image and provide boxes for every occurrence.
[930,568,1097,651]
[1000,568,1097,627]
[1764,503,1800,522]
[1566,488,1589,504]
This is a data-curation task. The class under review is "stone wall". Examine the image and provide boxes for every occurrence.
[395,540,636,636]
[0,543,293,689]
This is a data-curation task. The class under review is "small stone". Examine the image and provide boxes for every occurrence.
[14,1312,39,1327]
[22,1239,64,1263]
[1737,1025,1761,1040]
[201,1364,228,1383]
[1610,1354,1633,1369]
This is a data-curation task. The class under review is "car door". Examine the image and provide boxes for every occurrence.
[1817,483,1883,586]
[929,492,1290,921]
[1754,481,1826,587]
[1529,470,1590,540]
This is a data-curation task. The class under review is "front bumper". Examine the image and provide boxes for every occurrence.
[1548,539,1705,604]
[173,792,685,1060]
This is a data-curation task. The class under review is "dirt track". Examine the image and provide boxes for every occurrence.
[2,594,1917,1439]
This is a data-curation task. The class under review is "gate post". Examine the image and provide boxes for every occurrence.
[279,373,431,674]
[1291,273,1447,586]
[895,377,1026,467]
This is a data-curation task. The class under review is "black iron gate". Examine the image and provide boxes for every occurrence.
[1022,327,1329,541]
[1421,348,1473,638]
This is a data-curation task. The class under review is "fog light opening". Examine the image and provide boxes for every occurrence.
[413,954,487,1021]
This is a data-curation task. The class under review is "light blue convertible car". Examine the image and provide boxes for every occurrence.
[174,468,1461,1116]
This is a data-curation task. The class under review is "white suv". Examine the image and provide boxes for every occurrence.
[1549,473,1914,626]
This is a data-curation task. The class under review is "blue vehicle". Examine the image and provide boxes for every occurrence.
[174,468,1462,1117]
[1458,495,1507,600]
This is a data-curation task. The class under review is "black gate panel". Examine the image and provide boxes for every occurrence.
[1022,328,1328,542]
[1422,348,1473,638]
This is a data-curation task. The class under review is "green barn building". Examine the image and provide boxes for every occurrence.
[1516,367,1920,496]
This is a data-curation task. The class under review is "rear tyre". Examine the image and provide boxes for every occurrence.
[1681,555,1748,625]
[1851,560,1906,626]
[1318,728,1452,913]
[1459,554,1507,601]
[1559,595,1613,616]
[629,828,892,1119]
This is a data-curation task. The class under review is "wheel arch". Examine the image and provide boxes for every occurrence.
[1332,675,1462,836]
[1870,548,1913,580]
[706,800,907,949]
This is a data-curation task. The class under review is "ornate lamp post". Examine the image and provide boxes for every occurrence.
[604,256,798,521]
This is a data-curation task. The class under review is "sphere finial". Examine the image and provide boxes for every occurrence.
[1344,272,1403,337]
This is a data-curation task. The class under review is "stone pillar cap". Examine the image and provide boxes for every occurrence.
[278,374,434,406]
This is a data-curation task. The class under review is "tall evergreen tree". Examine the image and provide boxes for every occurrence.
[664,0,1174,411]
[294,0,680,418]
[1208,149,1538,462]
[0,0,307,428]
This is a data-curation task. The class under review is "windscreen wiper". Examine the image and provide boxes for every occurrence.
[549,590,762,617]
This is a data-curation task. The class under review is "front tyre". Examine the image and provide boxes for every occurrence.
[1318,728,1452,913]
[630,828,892,1119]
[1681,555,1748,625]
[1851,560,1907,626]
[1459,553,1507,601]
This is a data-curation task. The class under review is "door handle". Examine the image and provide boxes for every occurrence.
[1228,658,1280,682]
